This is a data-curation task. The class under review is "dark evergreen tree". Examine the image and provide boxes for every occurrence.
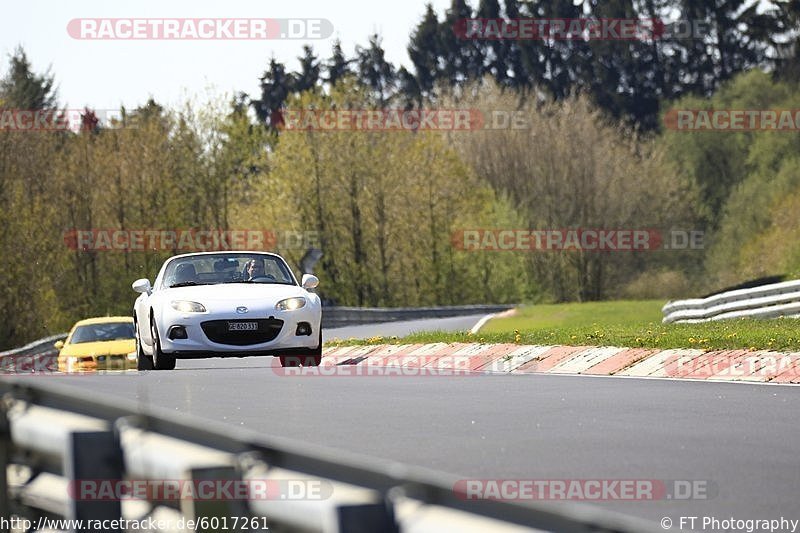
[408,4,443,96]
[502,0,530,90]
[476,0,506,82]
[253,58,294,131]
[355,34,397,104]
[396,66,422,107]
[0,47,58,110]
[326,40,352,86]
[438,0,482,85]
[295,45,321,94]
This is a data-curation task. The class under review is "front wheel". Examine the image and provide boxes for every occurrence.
[135,317,153,371]
[279,331,322,367]
[150,317,176,370]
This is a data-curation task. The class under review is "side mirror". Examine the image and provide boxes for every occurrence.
[54,340,64,350]
[132,279,152,294]
[301,274,319,289]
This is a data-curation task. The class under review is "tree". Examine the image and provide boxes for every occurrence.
[0,48,67,347]
[438,0,482,85]
[687,71,800,287]
[355,35,397,104]
[579,0,663,129]
[502,0,529,90]
[326,40,352,86]
[295,45,321,94]
[0,47,57,110]
[404,0,796,130]
[253,58,294,132]
[408,4,443,97]
[448,81,697,301]
[774,0,800,81]
[267,81,529,306]
[476,0,506,82]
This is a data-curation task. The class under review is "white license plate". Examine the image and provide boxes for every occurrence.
[228,322,258,331]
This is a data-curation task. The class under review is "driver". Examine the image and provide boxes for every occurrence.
[245,259,266,280]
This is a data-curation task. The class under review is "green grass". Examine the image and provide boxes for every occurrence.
[326,300,800,352]
[481,300,663,333]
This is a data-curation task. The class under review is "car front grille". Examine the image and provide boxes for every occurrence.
[96,355,125,361]
[201,319,284,346]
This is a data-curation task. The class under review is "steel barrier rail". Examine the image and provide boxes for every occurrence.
[0,379,661,533]
[0,334,68,358]
[662,279,800,324]
[321,305,514,328]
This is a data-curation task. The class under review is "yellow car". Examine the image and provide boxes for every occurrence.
[55,317,137,372]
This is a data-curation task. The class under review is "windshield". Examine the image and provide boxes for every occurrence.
[69,322,135,345]
[162,254,296,288]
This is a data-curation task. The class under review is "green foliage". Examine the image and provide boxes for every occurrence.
[0,47,57,110]
[449,82,699,301]
[661,70,800,288]
[265,82,532,306]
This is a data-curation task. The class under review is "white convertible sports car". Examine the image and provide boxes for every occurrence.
[132,251,322,370]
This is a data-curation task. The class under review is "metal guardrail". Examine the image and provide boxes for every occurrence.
[662,279,800,324]
[0,334,67,374]
[0,379,660,533]
[0,334,68,358]
[322,305,514,329]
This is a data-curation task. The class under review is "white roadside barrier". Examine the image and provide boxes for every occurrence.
[662,279,800,323]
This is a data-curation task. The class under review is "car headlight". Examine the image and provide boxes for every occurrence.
[170,300,207,313]
[276,297,306,311]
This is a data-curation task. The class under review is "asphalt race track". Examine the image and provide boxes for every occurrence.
[8,316,800,528]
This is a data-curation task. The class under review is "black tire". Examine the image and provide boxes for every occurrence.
[135,317,154,371]
[279,355,302,368]
[279,331,322,368]
[305,330,323,367]
[150,316,176,370]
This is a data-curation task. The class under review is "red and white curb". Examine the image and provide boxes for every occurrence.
[321,343,800,384]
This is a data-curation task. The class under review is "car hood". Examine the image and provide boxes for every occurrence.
[164,283,306,304]
[60,339,135,357]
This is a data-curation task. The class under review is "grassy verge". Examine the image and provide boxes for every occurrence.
[325,300,800,352]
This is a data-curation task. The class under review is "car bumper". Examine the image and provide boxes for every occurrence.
[59,354,137,372]
[157,306,321,356]
[95,354,138,370]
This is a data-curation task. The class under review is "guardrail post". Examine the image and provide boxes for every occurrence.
[183,466,249,533]
[332,502,398,533]
[64,431,123,532]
